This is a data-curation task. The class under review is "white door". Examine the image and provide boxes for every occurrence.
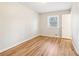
[62,14,71,39]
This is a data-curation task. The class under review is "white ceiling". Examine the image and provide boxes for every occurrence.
[21,2,72,13]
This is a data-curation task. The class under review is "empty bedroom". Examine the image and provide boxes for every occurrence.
[0,2,79,56]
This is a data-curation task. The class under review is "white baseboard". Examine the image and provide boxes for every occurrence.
[0,34,39,53]
[62,36,72,39]
[40,34,60,38]
[72,40,79,55]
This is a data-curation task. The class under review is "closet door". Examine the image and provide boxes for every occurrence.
[62,14,71,39]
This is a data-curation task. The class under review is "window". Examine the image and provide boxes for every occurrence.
[48,16,59,28]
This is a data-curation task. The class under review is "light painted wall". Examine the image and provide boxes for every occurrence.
[62,14,71,39]
[39,10,70,37]
[0,3,39,52]
[71,3,79,54]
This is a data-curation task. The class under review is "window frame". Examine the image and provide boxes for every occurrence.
[48,15,59,28]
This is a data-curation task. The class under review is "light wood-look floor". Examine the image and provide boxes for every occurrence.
[0,36,78,56]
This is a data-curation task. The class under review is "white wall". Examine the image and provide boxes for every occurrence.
[39,10,70,37]
[71,3,79,54]
[62,14,71,39]
[0,3,39,52]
